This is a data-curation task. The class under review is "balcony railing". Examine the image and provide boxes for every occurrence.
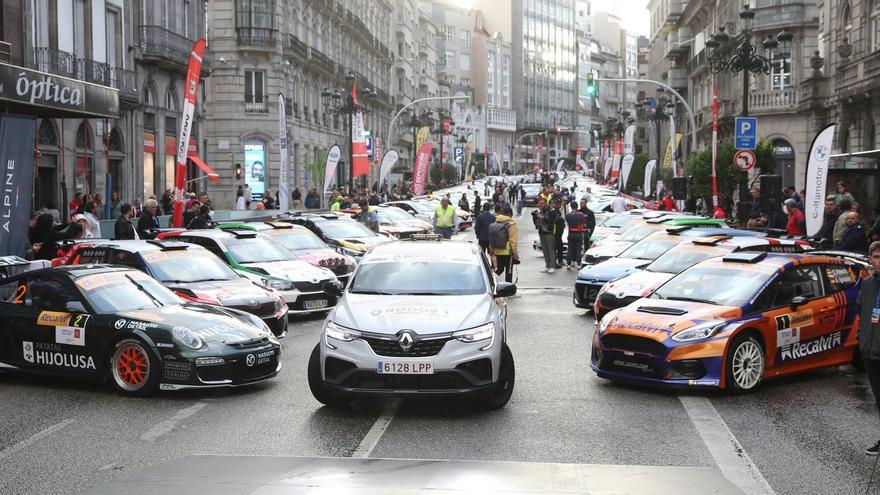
[139,25,193,66]
[237,28,276,47]
[487,108,516,131]
[245,101,268,113]
[282,33,309,59]
[748,88,797,113]
[30,47,137,100]
[113,67,139,101]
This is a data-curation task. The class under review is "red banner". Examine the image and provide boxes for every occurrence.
[172,37,206,227]
[351,82,370,177]
[413,143,433,196]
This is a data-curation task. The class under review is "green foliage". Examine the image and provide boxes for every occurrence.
[685,140,776,207]
[305,148,326,186]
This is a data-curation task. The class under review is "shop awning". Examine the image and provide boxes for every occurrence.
[188,155,219,181]
[0,62,119,118]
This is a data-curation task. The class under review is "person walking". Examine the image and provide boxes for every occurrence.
[489,205,518,283]
[474,203,495,255]
[579,198,596,254]
[137,198,161,239]
[565,200,588,268]
[859,241,880,455]
[537,199,560,273]
[433,196,456,239]
[113,204,137,240]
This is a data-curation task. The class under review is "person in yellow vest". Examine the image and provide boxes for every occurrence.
[330,195,343,212]
[433,196,457,239]
[490,205,519,283]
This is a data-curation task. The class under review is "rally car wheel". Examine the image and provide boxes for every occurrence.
[480,344,515,410]
[308,344,349,407]
[109,339,158,397]
[726,334,764,394]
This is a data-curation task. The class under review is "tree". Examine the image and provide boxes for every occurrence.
[685,140,776,212]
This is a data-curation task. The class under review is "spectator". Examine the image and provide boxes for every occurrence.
[474,203,495,254]
[748,187,762,219]
[473,192,482,213]
[114,204,137,240]
[235,186,246,211]
[243,184,253,209]
[565,200,588,268]
[869,207,880,242]
[834,199,854,244]
[368,192,381,206]
[578,198,596,254]
[82,202,101,238]
[161,189,173,217]
[537,199,560,273]
[489,205,518,283]
[72,214,94,239]
[856,241,880,456]
[818,195,841,245]
[41,199,61,225]
[109,192,123,219]
[31,213,76,261]
[186,205,212,229]
[132,198,143,217]
[458,194,470,212]
[356,200,379,232]
[834,181,855,206]
[784,198,805,236]
[433,196,456,239]
[330,195,343,212]
[182,201,201,228]
[198,192,212,211]
[611,194,626,213]
[836,212,869,252]
[263,188,276,210]
[554,199,566,268]
[137,198,161,239]
[69,193,83,216]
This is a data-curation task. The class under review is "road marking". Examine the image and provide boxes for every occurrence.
[679,396,775,495]
[0,419,75,461]
[140,402,207,442]
[351,400,400,458]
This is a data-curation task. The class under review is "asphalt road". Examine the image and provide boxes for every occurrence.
[1,210,879,494]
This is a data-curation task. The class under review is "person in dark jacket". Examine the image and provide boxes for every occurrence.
[474,203,495,254]
[137,199,161,239]
[554,201,566,268]
[473,192,482,213]
[114,204,137,240]
[578,198,596,253]
[817,195,841,246]
[835,212,869,252]
[858,241,880,455]
[31,213,76,261]
[186,205,212,229]
[565,200,588,268]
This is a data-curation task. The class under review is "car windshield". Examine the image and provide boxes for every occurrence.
[620,238,682,261]
[76,271,181,313]
[350,260,486,295]
[319,220,377,238]
[269,231,328,251]
[646,246,730,274]
[380,208,415,221]
[652,265,771,306]
[618,224,661,242]
[225,237,292,264]
[142,250,239,283]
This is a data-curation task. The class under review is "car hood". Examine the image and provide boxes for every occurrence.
[114,304,267,345]
[606,301,741,342]
[585,240,633,259]
[577,258,649,282]
[166,278,274,305]
[294,249,351,268]
[330,293,495,335]
[245,260,335,282]
[335,236,387,251]
[395,219,432,229]
[381,225,423,234]
[601,271,674,299]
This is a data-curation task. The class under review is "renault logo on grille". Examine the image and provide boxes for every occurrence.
[398,331,414,352]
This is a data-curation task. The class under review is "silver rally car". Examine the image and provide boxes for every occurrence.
[308,236,517,409]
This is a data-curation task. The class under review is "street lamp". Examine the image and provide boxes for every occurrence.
[429,112,454,183]
[322,73,376,191]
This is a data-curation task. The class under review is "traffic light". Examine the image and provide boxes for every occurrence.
[586,73,597,96]
[235,163,242,180]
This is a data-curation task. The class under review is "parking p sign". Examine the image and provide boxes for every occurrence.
[735,117,758,150]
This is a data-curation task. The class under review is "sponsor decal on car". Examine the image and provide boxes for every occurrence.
[688,379,720,386]
[778,331,844,362]
[369,301,451,318]
[37,311,72,326]
[774,310,814,348]
[114,319,159,331]
[611,318,673,336]
[23,341,96,369]
[56,326,85,347]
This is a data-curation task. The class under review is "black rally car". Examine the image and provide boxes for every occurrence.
[0,264,282,396]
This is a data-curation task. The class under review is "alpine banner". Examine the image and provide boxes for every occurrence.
[623,125,636,155]
[278,94,290,212]
[377,149,400,186]
[620,154,635,190]
[413,143,433,196]
[0,114,36,257]
[804,124,836,237]
[322,144,342,199]
[644,159,658,197]
[351,82,370,177]
[172,37,206,227]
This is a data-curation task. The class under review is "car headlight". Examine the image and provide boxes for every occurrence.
[172,326,204,350]
[598,309,622,335]
[671,320,726,343]
[325,321,362,348]
[452,322,495,350]
[244,312,273,336]
[262,277,295,291]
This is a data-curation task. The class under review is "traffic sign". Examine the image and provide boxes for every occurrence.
[734,149,757,172]
[735,117,758,150]
[454,147,464,163]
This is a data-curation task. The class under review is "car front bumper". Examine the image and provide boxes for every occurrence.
[574,280,607,309]
[279,288,338,314]
[159,343,283,390]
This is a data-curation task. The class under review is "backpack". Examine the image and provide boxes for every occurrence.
[489,221,513,249]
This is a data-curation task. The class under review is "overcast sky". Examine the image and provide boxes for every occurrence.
[590,0,650,36]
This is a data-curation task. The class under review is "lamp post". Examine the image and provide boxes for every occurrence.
[429,112,454,184]
[322,74,376,192]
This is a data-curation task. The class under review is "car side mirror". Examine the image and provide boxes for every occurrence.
[790,296,807,310]
[494,282,517,298]
[65,301,87,313]
[323,280,344,297]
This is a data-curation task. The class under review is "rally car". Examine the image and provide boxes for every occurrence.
[381,200,435,224]
[214,222,355,285]
[592,252,866,392]
[158,229,339,314]
[308,236,518,409]
[276,212,390,258]
[54,240,289,337]
[335,206,433,239]
[0,265,282,396]
[581,217,730,266]
[593,236,813,321]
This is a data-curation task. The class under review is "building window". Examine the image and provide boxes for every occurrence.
[870,0,880,51]
[770,50,791,90]
[841,2,853,43]
[461,78,471,87]
[244,70,267,112]
[165,89,177,111]
[444,25,454,42]
[236,0,275,44]
[445,50,455,67]
[460,29,470,48]
[460,53,470,71]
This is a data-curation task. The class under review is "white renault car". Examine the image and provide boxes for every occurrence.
[308,236,517,409]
